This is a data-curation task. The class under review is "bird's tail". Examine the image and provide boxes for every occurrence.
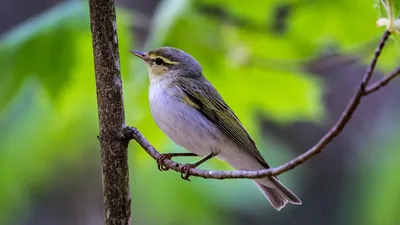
[255,177,302,211]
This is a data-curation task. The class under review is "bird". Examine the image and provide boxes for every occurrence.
[131,46,302,210]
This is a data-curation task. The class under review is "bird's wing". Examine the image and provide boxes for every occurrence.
[172,77,270,168]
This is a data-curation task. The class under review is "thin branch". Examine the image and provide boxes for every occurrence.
[361,31,391,90]
[126,31,398,180]
[89,0,131,224]
[364,67,400,94]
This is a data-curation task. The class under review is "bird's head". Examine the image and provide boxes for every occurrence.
[131,46,203,81]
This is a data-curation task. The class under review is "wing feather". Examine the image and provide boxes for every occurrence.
[173,77,270,168]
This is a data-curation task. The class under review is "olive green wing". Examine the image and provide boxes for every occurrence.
[173,77,270,168]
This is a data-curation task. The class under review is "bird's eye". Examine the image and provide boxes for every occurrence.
[155,58,164,65]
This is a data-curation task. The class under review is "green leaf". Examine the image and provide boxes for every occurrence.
[0,1,88,109]
[145,0,190,49]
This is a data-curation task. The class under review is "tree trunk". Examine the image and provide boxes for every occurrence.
[89,0,131,224]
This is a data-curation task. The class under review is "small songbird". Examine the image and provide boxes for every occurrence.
[131,47,301,210]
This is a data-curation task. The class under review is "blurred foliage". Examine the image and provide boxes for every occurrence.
[0,1,133,223]
[355,126,400,225]
[0,0,399,225]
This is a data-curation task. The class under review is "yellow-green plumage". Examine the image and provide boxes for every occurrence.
[131,46,301,210]
[172,77,270,168]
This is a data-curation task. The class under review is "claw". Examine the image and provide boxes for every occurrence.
[181,164,194,181]
[156,154,171,171]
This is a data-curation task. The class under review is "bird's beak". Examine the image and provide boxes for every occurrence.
[130,50,149,62]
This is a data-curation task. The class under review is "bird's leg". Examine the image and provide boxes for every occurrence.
[156,152,198,171]
[181,152,217,181]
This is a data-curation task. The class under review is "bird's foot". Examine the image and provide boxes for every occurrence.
[156,154,171,171]
[181,164,195,181]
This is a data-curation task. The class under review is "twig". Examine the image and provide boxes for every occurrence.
[126,31,398,180]
[364,67,400,94]
[89,0,131,224]
[361,31,391,90]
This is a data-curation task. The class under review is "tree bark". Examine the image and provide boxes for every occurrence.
[89,0,131,224]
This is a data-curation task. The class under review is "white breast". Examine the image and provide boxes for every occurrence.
[148,80,224,157]
[148,79,268,173]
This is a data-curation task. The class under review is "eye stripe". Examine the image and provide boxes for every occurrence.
[148,54,179,65]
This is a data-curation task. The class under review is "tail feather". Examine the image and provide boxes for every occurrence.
[255,178,301,211]
[255,183,287,211]
[270,177,302,205]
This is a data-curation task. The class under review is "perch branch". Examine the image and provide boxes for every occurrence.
[127,31,399,179]
[89,0,131,224]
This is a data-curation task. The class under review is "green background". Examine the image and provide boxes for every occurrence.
[1,0,399,224]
